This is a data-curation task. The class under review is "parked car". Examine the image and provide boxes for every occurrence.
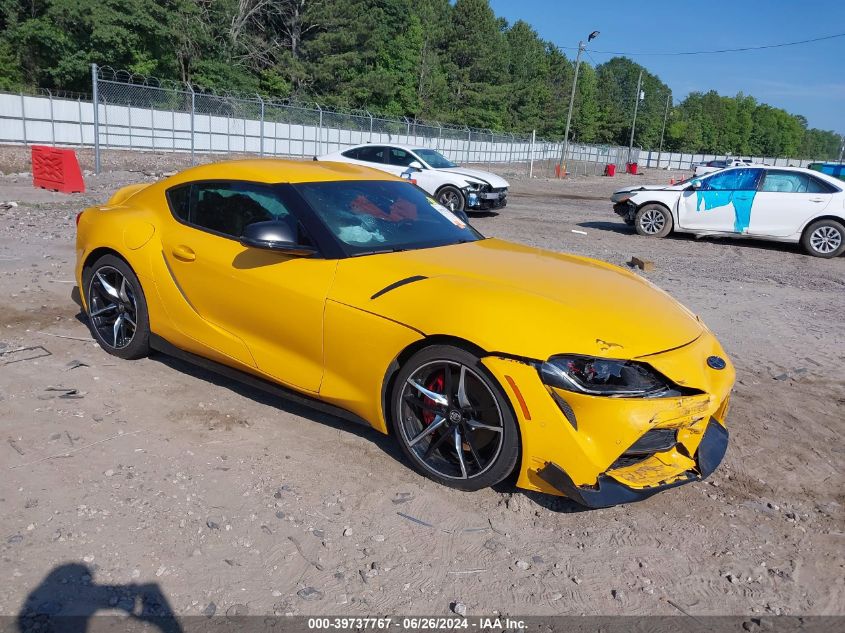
[693,158,758,177]
[317,144,508,213]
[75,159,734,508]
[807,162,845,182]
[612,166,845,257]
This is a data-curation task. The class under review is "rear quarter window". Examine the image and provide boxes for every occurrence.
[166,185,191,222]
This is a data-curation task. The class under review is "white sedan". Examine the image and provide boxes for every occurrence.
[317,144,509,213]
[611,166,845,258]
[693,158,762,177]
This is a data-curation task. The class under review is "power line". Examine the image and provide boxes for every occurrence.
[557,32,845,57]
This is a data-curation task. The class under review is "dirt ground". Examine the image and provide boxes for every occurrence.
[0,147,843,621]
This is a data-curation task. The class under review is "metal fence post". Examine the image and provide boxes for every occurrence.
[187,83,195,163]
[258,94,265,156]
[368,111,374,142]
[466,128,471,164]
[317,105,323,156]
[529,129,536,178]
[91,63,100,173]
[20,91,28,146]
[47,90,55,145]
[127,101,133,149]
[78,97,84,147]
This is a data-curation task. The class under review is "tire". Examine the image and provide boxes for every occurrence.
[82,254,150,359]
[634,204,673,238]
[436,186,465,213]
[801,219,845,258]
[391,345,519,491]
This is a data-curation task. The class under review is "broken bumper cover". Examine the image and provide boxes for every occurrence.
[467,189,508,210]
[613,200,637,222]
[537,418,728,508]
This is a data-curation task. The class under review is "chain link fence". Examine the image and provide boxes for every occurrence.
[1,64,645,177]
[87,65,638,176]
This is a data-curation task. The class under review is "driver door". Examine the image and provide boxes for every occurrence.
[678,168,763,233]
[159,180,336,392]
[385,147,440,196]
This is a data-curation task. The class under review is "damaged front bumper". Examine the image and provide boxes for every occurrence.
[466,188,508,211]
[613,200,637,224]
[480,330,735,508]
[536,418,728,508]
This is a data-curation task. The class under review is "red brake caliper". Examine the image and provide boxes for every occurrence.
[422,371,445,426]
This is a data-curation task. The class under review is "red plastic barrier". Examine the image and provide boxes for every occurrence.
[31,146,85,193]
[626,162,639,175]
[605,163,616,177]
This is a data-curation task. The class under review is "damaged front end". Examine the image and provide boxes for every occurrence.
[480,331,735,508]
[613,199,638,225]
[537,413,728,508]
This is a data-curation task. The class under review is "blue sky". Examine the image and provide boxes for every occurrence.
[489,0,845,134]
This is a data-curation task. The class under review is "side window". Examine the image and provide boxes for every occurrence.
[807,176,837,194]
[702,168,761,191]
[355,146,386,164]
[341,148,360,159]
[761,171,809,193]
[388,148,416,167]
[168,182,311,244]
[167,185,191,223]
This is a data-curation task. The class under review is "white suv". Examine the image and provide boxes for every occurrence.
[317,144,509,213]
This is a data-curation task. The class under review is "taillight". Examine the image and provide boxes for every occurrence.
[75,211,83,226]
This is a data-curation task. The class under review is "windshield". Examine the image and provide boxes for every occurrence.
[295,180,482,256]
[413,149,457,169]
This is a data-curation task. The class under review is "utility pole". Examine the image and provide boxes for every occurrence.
[657,92,671,169]
[558,40,585,176]
[839,135,844,164]
[628,69,643,164]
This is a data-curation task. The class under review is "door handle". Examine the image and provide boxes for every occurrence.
[172,245,196,262]
[809,197,825,202]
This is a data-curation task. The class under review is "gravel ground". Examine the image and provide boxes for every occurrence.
[0,149,843,621]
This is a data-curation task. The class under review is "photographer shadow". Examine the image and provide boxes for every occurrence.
[17,563,182,633]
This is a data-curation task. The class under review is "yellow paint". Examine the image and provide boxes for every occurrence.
[76,158,735,499]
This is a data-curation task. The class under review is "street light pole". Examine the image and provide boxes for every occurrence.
[628,69,643,164]
[657,92,671,169]
[558,40,587,176]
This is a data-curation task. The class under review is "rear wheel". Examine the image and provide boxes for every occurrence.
[391,345,519,491]
[801,219,845,258]
[82,254,150,359]
[634,204,673,238]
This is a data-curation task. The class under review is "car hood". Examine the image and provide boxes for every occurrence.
[437,167,509,189]
[612,182,687,202]
[329,238,703,360]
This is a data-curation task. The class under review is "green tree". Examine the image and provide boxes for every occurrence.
[441,0,508,128]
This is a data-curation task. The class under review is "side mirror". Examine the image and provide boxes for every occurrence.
[408,160,424,171]
[687,180,702,190]
[240,220,316,257]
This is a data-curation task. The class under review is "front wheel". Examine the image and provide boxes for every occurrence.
[82,254,150,359]
[391,345,519,491]
[801,219,845,258]
[436,186,465,213]
[634,204,673,238]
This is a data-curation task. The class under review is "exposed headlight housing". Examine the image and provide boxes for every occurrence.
[464,181,489,192]
[538,355,682,398]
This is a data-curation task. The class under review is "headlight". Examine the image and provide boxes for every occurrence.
[464,182,488,192]
[538,355,676,397]
[614,195,632,203]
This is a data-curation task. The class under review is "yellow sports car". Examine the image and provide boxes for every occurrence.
[75,160,734,508]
